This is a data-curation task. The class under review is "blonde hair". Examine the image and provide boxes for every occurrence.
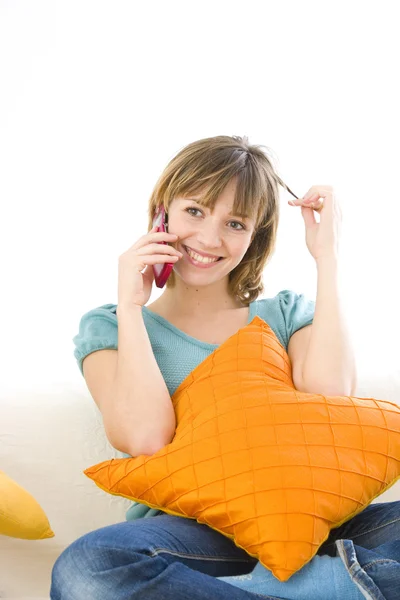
[147,135,299,305]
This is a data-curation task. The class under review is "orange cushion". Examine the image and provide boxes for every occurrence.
[84,316,400,581]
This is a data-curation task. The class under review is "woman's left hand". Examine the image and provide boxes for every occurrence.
[288,185,343,262]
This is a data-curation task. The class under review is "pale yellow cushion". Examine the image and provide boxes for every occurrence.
[0,470,54,540]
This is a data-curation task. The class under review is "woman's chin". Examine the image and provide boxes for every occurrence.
[173,263,231,286]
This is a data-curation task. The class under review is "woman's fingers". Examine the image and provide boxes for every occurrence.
[288,197,323,210]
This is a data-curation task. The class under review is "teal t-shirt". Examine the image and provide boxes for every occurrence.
[73,290,315,521]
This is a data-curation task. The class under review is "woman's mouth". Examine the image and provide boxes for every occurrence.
[182,245,224,268]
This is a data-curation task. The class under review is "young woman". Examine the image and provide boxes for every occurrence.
[51,135,400,599]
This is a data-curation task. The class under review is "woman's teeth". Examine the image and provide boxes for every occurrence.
[185,246,221,264]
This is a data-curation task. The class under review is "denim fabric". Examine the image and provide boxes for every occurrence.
[320,500,400,600]
[50,501,400,600]
[220,501,400,600]
[335,538,400,599]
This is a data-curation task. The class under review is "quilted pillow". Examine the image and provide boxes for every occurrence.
[84,316,400,581]
[0,470,54,540]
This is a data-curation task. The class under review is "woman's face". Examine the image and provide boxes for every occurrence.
[167,182,256,286]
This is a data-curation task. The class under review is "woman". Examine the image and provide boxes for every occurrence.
[51,135,400,599]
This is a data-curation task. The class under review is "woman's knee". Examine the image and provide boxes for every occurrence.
[50,525,146,599]
[51,535,94,599]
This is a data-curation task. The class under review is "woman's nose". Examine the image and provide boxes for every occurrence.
[196,226,223,250]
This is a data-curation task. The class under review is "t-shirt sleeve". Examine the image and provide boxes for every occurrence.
[278,289,315,349]
[72,304,118,377]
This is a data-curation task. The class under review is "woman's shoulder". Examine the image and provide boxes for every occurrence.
[73,303,119,377]
[253,289,315,311]
[252,290,315,349]
[78,303,118,321]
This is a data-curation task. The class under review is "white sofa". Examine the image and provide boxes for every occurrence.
[1,369,400,600]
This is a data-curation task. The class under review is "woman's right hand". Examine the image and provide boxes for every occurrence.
[117,226,183,309]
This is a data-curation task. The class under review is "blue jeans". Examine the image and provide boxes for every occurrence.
[50,500,400,600]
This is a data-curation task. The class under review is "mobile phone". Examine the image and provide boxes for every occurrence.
[152,205,175,288]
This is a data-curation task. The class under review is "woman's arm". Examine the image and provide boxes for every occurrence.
[107,306,176,456]
[301,256,357,396]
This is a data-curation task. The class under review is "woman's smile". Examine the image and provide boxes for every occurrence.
[181,245,225,268]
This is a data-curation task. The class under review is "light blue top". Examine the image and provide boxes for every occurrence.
[73,289,315,521]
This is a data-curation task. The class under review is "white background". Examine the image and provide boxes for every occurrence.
[0,0,399,386]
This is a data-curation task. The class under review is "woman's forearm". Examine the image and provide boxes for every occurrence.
[302,256,357,396]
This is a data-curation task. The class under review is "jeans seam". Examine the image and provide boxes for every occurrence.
[322,516,400,551]
[349,516,400,541]
[149,547,255,563]
[362,558,398,569]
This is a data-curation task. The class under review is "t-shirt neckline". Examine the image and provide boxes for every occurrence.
[142,301,257,349]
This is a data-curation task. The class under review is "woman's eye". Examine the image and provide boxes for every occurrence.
[186,207,202,217]
[230,221,246,231]
[185,207,245,230]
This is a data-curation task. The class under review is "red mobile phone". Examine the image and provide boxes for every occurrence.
[152,205,174,288]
